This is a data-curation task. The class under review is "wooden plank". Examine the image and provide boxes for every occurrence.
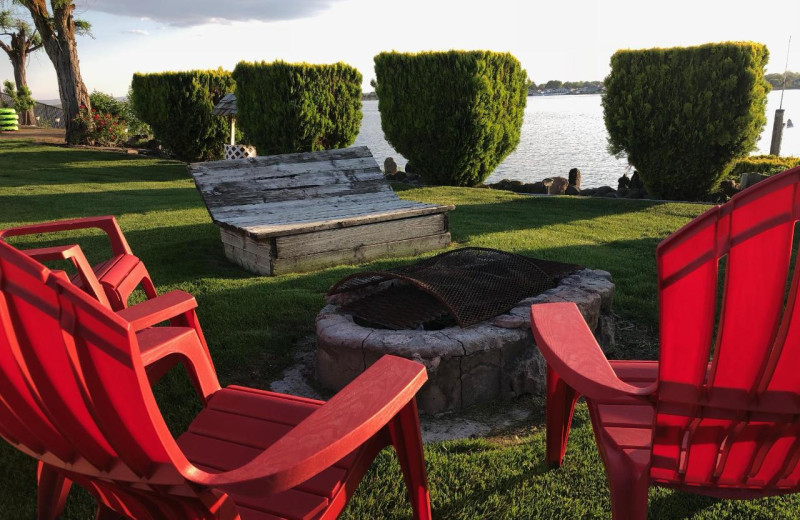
[272,232,452,275]
[222,243,273,276]
[220,228,273,257]
[189,146,375,172]
[201,177,393,211]
[214,193,416,227]
[239,204,455,238]
[275,214,448,258]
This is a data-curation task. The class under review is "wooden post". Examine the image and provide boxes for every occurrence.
[229,116,236,146]
[770,109,784,156]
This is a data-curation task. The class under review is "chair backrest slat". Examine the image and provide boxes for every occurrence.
[0,241,191,503]
[654,166,800,492]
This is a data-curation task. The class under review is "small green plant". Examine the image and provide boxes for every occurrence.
[374,50,528,186]
[603,42,771,200]
[2,80,34,115]
[232,61,362,155]
[730,155,800,178]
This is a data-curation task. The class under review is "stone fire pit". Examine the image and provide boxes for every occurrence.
[315,269,615,413]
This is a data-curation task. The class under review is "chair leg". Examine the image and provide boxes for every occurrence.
[388,399,432,520]
[37,462,72,520]
[604,450,649,520]
[546,366,580,467]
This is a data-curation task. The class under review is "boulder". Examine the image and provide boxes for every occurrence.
[565,185,581,196]
[630,170,644,190]
[617,173,631,193]
[594,186,616,197]
[384,157,398,175]
[519,182,547,194]
[405,161,417,174]
[720,179,740,198]
[581,188,597,196]
[492,179,523,192]
[568,168,582,188]
[740,172,770,190]
[624,188,645,199]
[548,176,569,195]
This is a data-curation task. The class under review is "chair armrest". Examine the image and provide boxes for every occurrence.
[530,302,655,401]
[117,290,198,331]
[186,355,428,497]
[0,216,132,256]
[23,244,110,308]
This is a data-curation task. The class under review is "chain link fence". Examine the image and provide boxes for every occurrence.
[0,92,66,128]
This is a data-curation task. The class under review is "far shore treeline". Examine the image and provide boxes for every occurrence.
[126,42,783,201]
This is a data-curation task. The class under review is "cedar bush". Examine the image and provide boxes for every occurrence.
[730,155,800,178]
[603,42,770,200]
[232,61,362,154]
[130,69,235,162]
[374,50,528,186]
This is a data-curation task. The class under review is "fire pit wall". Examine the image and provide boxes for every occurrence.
[315,269,615,414]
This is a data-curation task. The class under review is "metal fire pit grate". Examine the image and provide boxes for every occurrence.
[327,247,581,329]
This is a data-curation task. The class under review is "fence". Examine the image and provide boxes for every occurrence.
[0,92,66,128]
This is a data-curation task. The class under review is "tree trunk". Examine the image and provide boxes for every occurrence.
[10,54,36,126]
[23,0,91,143]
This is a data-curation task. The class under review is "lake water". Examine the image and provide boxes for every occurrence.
[354,90,800,188]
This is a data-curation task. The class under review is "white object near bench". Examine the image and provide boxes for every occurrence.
[188,146,454,275]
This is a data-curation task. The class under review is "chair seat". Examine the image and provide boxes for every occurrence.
[587,361,659,472]
[176,386,366,520]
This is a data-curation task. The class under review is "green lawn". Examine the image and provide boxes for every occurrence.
[0,140,796,518]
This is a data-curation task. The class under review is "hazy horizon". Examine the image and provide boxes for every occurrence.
[1,0,797,101]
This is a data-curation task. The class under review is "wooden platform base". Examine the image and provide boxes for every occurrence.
[221,214,451,276]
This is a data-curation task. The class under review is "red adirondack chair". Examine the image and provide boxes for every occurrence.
[0,216,157,310]
[531,165,800,519]
[0,240,432,520]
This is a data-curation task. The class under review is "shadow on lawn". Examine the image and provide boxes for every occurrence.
[0,142,186,185]
[0,187,204,222]
[449,195,667,242]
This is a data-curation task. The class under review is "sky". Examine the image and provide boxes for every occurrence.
[2,0,799,102]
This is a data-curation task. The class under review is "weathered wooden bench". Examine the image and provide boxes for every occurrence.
[189,146,454,275]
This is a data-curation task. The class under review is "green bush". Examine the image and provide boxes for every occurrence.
[130,69,235,162]
[232,61,362,155]
[603,42,770,200]
[730,155,800,178]
[374,50,527,187]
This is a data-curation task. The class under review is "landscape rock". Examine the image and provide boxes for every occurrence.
[624,188,646,199]
[565,185,581,196]
[617,173,631,194]
[384,157,398,175]
[568,168,582,189]
[548,176,569,195]
[740,172,770,190]
[517,182,545,194]
[541,178,554,190]
[405,161,417,174]
[719,179,740,200]
[594,186,616,197]
[630,170,644,190]
[581,187,598,196]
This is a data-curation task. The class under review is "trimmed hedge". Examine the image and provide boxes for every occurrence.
[130,69,235,162]
[232,61,362,155]
[730,155,800,178]
[374,50,528,187]
[603,42,770,200]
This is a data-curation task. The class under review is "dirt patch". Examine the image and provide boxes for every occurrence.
[0,126,65,144]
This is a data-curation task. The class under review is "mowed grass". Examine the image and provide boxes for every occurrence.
[1,140,797,518]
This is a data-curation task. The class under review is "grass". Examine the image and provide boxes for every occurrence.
[0,139,796,518]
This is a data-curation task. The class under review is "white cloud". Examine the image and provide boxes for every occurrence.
[122,29,149,36]
[87,0,340,27]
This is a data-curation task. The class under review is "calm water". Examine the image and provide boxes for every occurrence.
[354,90,800,188]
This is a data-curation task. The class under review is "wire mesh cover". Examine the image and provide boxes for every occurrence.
[327,247,581,329]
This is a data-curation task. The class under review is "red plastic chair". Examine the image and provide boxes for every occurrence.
[0,240,432,520]
[0,216,157,310]
[531,165,800,519]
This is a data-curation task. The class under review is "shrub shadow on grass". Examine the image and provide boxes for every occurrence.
[1,141,186,185]
[0,187,205,223]
[449,195,668,242]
